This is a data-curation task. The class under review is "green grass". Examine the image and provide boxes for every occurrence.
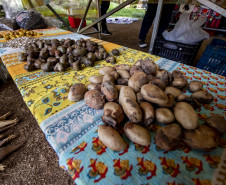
[107,2,145,19]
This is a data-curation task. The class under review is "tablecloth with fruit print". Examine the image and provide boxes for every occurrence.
[0,29,226,185]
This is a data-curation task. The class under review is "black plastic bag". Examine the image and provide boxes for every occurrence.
[16,10,48,30]
[0,18,19,30]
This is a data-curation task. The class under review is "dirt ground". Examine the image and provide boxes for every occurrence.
[0,20,225,184]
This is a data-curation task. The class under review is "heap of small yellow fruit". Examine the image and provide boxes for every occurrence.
[0,29,43,40]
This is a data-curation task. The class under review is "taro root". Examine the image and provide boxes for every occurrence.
[106,56,116,64]
[141,84,168,106]
[172,70,184,79]
[116,78,128,85]
[99,47,106,53]
[59,54,68,64]
[37,40,44,49]
[159,94,175,108]
[66,46,73,54]
[119,86,136,105]
[128,72,147,93]
[28,50,39,58]
[190,90,214,104]
[87,45,96,52]
[115,85,125,92]
[114,64,130,71]
[112,49,120,56]
[156,70,172,86]
[155,108,175,124]
[120,98,142,123]
[99,66,115,75]
[68,83,87,101]
[101,80,118,102]
[133,59,143,67]
[165,86,182,99]
[83,58,94,67]
[68,55,74,66]
[109,71,119,80]
[55,50,62,58]
[98,125,127,151]
[27,56,35,63]
[47,57,59,66]
[117,69,130,79]
[142,58,158,75]
[172,78,188,89]
[89,75,103,84]
[124,122,151,146]
[205,115,226,134]
[87,52,96,62]
[149,78,166,90]
[154,124,182,151]
[39,48,49,59]
[140,102,154,127]
[102,52,109,60]
[84,90,105,109]
[177,94,191,102]
[174,102,198,129]
[103,74,114,83]
[102,102,124,127]
[49,48,57,56]
[56,46,66,54]
[18,52,27,62]
[94,51,103,60]
[72,61,81,71]
[41,63,53,72]
[183,125,219,150]
[87,84,101,91]
[136,92,144,104]
[34,59,45,69]
[73,47,87,57]
[188,81,203,92]
[54,63,66,72]
[64,39,73,46]
[24,64,35,72]
[130,65,144,76]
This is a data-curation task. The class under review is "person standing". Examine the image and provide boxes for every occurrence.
[138,0,176,48]
[93,0,112,35]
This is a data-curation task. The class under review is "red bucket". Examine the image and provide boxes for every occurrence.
[68,17,86,28]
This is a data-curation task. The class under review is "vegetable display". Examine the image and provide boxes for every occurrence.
[19,38,117,73]
[68,52,225,152]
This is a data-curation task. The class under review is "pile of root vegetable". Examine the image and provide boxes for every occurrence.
[0,112,24,170]
[68,58,226,152]
[18,38,118,73]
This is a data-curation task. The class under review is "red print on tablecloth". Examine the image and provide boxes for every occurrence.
[88,159,108,183]
[92,137,106,155]
[203,154,221,168]
[193,76,202,80]
[203,104,215,111]
[206,87,218,93]
[217,86,225,91]
[201,75,209,80]
[208,81,218,86]
[167,181,185,185]
[178,145,191,154]
[214,103,226,110]
[71,141,87,154]
[67,158,84,180]
[134,143,150,154]
[159,157,180,177]
[192,178,211,185]
[181,156,203,174]
[118,144,129,156]
[137,157,156,180]
[210,75,218,80]
[113,159,133,179]
[217,94,226,100]
[198,113,208,121]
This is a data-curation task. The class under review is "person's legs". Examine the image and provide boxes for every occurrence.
[101,1,111,33]
[139,4,157,41]
[157,4,175,36]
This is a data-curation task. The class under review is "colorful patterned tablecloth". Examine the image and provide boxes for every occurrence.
[1,28,226,185]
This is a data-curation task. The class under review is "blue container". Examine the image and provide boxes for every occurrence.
[196,45,226,76]
[210,39,226,49]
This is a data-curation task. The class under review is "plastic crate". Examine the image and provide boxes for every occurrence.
[210,39,226,49]
[153,37,201,65]
[196,45,226,76]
